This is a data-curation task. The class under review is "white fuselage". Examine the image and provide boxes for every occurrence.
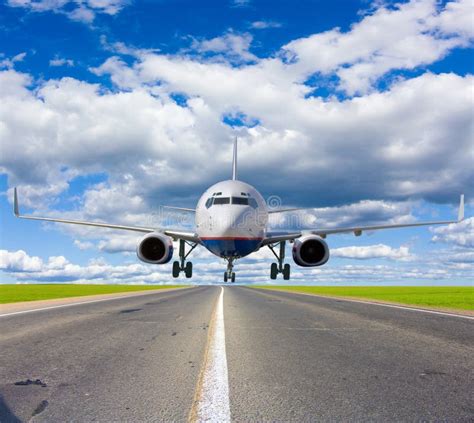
[195,180,268,258]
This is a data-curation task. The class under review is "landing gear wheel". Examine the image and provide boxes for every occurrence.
[268,241,290,280]
[224,258,235,283]
[270,263,278,280]
[173,240,197,279]
[185,262,193,278]
[172,261,180,278]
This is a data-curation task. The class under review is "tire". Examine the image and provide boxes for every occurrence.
[224,272,228,283]
[185,262,193,278]
[283,263,291,280]
[270,263,278,280]
[231,272,236,283]
[172,261,180,278]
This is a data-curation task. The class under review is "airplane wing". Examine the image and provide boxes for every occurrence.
[262,195,464,243]
[162,206,196,213]
[163,230,200,243]
[268,208,306,214]
[13,188,201,243]
[261,231,302,246]
[311,194,464,237]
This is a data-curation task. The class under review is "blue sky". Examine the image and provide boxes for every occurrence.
[0,0,473,285]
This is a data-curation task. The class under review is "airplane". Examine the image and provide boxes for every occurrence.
[13,139,465,282]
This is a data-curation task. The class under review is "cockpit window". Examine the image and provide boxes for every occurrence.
[206,196,256,207]
[213,197,230,205]
[232,197,249,205]
[248,198,258,209]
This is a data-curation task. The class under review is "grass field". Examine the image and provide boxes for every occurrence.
[254,286,474,311]
[0,284,186,304]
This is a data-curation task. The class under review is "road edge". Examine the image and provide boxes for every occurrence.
[251,287,474,320]
[0,286,193,317]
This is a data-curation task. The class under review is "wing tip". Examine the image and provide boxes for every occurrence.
[13,187,19,217]
[458,194,464,222]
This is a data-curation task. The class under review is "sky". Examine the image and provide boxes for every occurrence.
[0,0,473,286]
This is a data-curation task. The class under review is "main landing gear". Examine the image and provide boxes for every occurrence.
[172,239,197,279]
[224,258,236,283]
[268,241,291,280]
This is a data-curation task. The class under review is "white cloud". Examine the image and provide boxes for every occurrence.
[7,0,68,11]
[98,234,141,253]
[7,0,129,23]
[7,182,70,210]
[434,0,474,38]
[1,65,471,226]
[67,5,95,22]
[0,72,214,208]
[442,249,474,264]
[0,52,27,69]
[84,0,127,15]
[49,57,74,67]
[281,0,474,94]
[332,244,412,260]
[48,255,69,269]
[431,217,474,248]
[269,199,416,230]
[190,32,257,63]
[231,0,251,7]
[1,247,471,285]
[99,35,160,57]
[0,249,43,272]
[250,20,282,30]
[116,56,472,201]
[74,240,95,250]
[0,249,178,284]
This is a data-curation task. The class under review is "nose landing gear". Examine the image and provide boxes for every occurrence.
[224,258,236,283]
[268,241,291,280]
[172,239,197,278]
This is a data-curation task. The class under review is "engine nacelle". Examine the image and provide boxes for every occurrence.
[292,235,330,267]
[137,232,174,264]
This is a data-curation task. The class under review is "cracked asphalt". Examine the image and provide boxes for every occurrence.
[0,285,472,422]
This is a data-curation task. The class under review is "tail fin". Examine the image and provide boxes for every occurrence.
[232,137,238,180]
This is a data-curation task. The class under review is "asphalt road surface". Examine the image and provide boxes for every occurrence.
[0,286,472,422]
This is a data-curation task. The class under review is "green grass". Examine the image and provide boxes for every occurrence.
[0,284,186,304]
[254,286,474,311]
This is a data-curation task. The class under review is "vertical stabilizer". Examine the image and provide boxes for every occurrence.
[232,137,238,180]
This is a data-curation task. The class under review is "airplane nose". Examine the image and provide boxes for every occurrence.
[211,207,255,236]
[202,206,263,257]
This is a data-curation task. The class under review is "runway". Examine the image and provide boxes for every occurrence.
[0,286,472,422]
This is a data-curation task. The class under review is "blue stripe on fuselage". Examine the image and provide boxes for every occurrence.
[201,238,262,258]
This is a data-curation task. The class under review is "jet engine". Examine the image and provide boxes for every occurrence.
[137,232,174,264]
[292,235,329,267]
